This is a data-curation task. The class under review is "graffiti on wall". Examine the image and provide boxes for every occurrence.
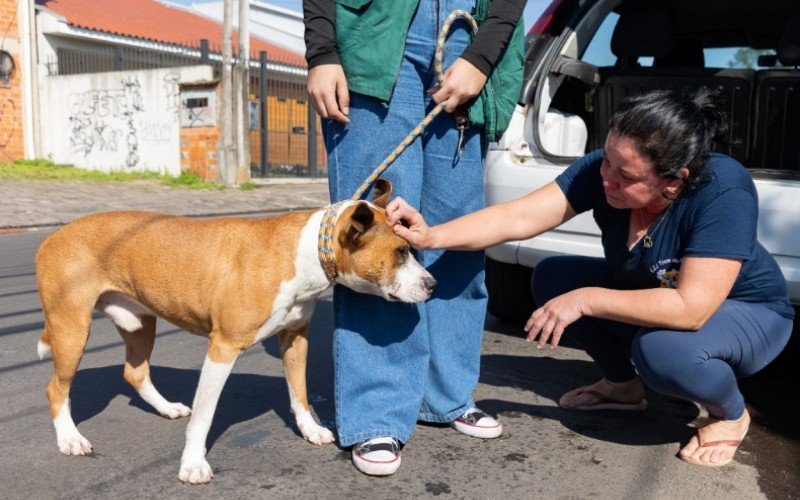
[137,73,180,145]
[180,87,216,127]
[0,97,17,159]
[44,67,216,175]
[163,73,180,112]
[0,51,17,161]
[67,76,144,167]
[66,73,181,168]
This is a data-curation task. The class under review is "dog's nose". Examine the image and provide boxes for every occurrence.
[423,276,437,293]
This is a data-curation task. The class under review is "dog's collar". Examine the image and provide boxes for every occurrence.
[318,201,346,285]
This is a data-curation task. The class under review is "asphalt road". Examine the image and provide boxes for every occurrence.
[1,228,797,499]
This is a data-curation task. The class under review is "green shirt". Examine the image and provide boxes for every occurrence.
[334,0,524,142]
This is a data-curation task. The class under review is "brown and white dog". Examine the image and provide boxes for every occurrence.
[35,179,435,484]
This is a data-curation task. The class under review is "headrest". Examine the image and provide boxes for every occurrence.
[611,7,674,60]
[654,39,705,67]
[777,14,800,66]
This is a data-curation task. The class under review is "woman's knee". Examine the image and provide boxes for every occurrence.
[632,330,701,391]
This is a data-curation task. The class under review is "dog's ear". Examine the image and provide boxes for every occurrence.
[340,201,375,247]
[372,178,392,209]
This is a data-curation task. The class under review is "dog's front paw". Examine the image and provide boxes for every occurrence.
[179,458,214,484]
[298,414,335,445]
[159,402,192,419]
[306,426,335,445]
[57,432,93,456]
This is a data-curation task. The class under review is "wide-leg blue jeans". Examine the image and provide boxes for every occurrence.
[323,0,484,447]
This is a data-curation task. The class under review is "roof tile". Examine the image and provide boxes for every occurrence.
[36,0,306,66]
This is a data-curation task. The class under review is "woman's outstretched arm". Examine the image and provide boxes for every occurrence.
[387,181,576,251]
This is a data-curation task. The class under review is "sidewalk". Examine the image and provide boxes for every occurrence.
[0,177,331,230]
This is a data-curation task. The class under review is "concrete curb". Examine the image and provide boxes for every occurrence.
[0,206,325,234]
[250,177,328,185]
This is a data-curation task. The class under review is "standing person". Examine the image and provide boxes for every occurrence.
[303,0,525,476]
[387,89,794,468]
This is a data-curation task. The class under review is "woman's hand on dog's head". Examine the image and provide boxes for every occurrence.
[387,197,434,249]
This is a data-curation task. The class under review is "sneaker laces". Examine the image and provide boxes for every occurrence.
[458,408,490,425]
[355,437,399,458]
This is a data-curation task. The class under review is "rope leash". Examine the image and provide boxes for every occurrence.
[318,10,480,284]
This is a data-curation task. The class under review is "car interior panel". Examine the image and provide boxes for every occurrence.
[751,14,800,172]
[542,1,799,174]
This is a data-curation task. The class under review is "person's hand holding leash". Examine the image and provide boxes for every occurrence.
[307,64,351,124]
[387,197,437,249]
[429,57,487,113]
[524,289,589,349]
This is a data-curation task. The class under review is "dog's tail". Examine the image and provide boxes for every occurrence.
[37,328,51,360]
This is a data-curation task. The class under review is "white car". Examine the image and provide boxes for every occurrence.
[484,0,800,323]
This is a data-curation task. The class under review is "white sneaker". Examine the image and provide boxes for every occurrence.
[351,437,402,476]
[450,408,503,439]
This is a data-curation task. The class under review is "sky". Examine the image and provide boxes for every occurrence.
[165,0,551,32]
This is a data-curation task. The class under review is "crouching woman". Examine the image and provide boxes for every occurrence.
[386,89,794,467]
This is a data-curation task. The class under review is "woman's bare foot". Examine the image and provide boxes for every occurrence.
[679,410,750,467]
[559,377,646,410]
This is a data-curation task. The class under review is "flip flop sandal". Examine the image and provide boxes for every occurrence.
[559,387,648,411]
[679,429,747,467]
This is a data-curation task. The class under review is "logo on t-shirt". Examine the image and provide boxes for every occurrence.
[650,258,682,288]
[657,268,679,288]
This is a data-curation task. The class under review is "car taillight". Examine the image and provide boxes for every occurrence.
[529,0,567,36]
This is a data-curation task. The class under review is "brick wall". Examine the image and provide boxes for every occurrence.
[180,127,219,181]
[0,0,24,161]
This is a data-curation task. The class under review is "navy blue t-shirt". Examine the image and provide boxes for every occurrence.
[555,150,794,319]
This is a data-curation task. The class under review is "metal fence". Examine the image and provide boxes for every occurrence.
[44,40,326,178]
[251,51,326,178]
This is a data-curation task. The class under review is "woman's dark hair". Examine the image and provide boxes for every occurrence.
[608,88,728,187]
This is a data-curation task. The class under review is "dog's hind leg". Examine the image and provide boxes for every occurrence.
[278,325,334,445]
[43,305,94,456]
[178,338,242,484]
[117,316,191,419]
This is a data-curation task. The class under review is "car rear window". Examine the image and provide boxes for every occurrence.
[581,12,782,71]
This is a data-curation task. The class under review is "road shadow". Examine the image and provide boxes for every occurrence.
[736,329,800,497]
[739,327,800,441]
[70,365,297,450]
[477,352,700,447]
[482,310,800,494]
[64,298,338,454]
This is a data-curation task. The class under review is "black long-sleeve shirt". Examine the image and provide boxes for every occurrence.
[303,0,527,76]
